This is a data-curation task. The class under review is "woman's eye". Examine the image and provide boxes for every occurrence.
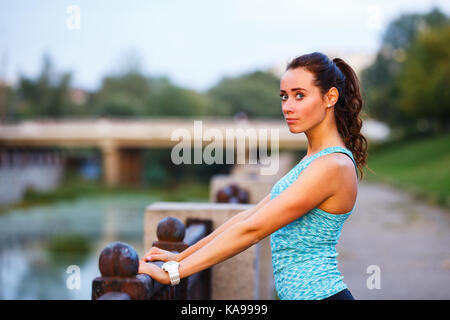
[280,94,288,101]
[296,93,304,99]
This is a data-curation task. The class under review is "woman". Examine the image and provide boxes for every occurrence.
[138,52,368,300]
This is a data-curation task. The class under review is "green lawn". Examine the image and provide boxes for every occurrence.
[363,133,450,209]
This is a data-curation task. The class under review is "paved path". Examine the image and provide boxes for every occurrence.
[337,181,450,299]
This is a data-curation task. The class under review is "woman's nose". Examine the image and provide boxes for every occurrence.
[282,100,295,114]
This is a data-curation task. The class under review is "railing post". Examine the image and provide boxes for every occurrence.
[215,183,250,203]
[186,218,212,299]
[92,241,153,300]
[152,216,189,299]
[153,216,189,252]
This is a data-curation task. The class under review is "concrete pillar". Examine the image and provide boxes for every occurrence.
[100,141,121,186]
[120,148,142,186]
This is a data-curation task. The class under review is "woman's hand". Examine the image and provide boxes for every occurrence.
[138,259,170,285]
[143,246,178,262]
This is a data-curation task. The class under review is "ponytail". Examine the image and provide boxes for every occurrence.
[332,58,368,180]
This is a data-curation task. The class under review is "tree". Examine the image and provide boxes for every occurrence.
[146,78,210,117]
[396,24,450,133]
[15,53,73,119]
[207,71,281,118]
[360,7,449,133]
[91,71,150,117]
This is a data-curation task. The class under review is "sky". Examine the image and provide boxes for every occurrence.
[0,0,449,92]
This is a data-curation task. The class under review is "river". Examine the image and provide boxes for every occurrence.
[0,194,154,299]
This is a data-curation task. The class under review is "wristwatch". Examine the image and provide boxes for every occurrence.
[161,261,180,286]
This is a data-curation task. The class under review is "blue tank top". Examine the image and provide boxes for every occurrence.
[270,146,358,300]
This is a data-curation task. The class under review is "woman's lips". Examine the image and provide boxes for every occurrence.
[286,118,298,124]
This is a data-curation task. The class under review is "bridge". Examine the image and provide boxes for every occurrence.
[0,117,388,186]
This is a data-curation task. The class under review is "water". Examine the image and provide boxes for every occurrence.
[0,194,157,300]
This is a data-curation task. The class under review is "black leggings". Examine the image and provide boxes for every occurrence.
[323,289,355,300]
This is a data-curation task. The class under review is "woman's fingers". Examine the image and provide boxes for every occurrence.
[143,247,176,262]
[138,260,170,285]
[145,254,157,262]
[142,252,152,261]
[143,247,163,260]
[144,253,166,262]
[148,247,163,255]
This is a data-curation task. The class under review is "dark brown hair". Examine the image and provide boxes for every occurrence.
[286,52,368,180]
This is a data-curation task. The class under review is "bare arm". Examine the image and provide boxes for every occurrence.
[143,194,271,262]
[175,194,270,261]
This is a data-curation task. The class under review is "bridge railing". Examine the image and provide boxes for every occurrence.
[92,216,212,300]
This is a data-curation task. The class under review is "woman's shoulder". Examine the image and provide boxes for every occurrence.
[305,152,357,183]
[303,153,357,214]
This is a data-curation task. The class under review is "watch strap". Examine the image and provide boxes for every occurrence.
[162,262,180,286]
[167,269,180,286]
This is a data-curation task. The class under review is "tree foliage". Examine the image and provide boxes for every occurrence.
[8,58,282,120]
[396,24,450,133]
[361,7,449,136]
[14,54,74,119]
[207,71,281,118]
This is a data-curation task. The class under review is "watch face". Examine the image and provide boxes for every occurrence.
[163,261,179,270]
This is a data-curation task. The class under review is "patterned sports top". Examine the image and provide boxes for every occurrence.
[270,146,358,300]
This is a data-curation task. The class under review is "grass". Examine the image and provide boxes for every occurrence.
[363,133,450,209]
[46,234,92,262]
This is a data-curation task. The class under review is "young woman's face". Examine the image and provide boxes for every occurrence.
[279,67,327,134]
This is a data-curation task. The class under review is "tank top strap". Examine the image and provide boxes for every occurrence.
[302,146,358,179]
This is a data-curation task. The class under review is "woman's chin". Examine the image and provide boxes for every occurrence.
[287,125,303,134]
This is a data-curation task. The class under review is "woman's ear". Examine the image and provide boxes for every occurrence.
[325,87,339,108]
